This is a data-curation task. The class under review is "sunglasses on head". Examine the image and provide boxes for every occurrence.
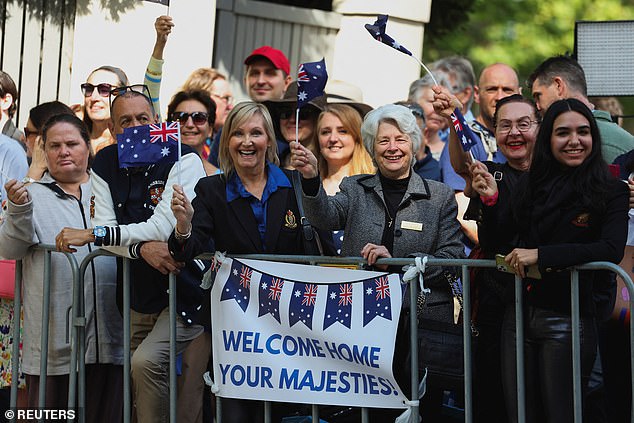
[279,107,316,121]
[108,84,154,113]
[23,127,40,138]
[169,111,209,125]
[81,83,113,97]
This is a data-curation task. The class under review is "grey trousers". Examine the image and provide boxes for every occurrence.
[130,308,203,423]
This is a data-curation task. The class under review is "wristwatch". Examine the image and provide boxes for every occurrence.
[93,226,106,246]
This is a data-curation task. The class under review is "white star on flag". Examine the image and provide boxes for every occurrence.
[133,129,138,134]
[161,147,170,157]
[232,269,238,276]
[294,290,301,297]
[261,282,268,290]
[298,91,308,101]
[461,135,468,145]
[330,292,336,300]
[366,288,373,295]
[392,41,401,49]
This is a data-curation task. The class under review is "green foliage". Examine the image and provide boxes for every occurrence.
[423,0,634,88]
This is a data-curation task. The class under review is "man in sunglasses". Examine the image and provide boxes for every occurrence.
[76,86,206,423]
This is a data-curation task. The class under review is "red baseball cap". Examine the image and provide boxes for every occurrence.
[244,46,290,76]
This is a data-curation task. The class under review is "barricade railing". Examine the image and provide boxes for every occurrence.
[9,249,634,423]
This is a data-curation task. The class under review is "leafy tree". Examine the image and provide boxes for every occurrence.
[423,0,634,87]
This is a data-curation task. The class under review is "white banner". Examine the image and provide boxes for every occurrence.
[210,258,408,409]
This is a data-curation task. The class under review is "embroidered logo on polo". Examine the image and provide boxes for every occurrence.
[572,213,590,227]
[90,195,95,219]
[148,180,166,209]
[284,210,297,229]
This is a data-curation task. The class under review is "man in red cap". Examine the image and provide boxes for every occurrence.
[244,45,292,102]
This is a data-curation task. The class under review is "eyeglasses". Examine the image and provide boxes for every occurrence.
[211,93,233,105]
[81,83,113,97]
[24,127,40,138]
[108,84,154,113]
[169,111,209,126]
[279,108,316,121]
[496,118,539,134]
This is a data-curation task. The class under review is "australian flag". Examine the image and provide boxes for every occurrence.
[288,282,318,329]
[363,276,392,326]
[323,283,353,330]
[259,274,284,323]
[364,15,412,56]
[297,58,327,108]
[117,122,180,168]
[451,109,479,152]
[220,260,252,312]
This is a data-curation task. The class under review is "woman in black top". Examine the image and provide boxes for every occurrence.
[499,99,628,423]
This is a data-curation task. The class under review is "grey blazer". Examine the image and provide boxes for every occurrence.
[302,172,464,296]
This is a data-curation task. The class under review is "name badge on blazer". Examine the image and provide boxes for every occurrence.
[401,220,423,231]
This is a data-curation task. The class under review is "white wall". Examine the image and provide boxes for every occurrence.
[331,0,431,107]
[69,0,216,117]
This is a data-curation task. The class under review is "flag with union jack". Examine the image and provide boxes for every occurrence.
[258,274,285,323]
[117,122,180,168]
[363,276,393,326]
[297,58,328,108]
[451,108,479,152]
[220,260,252,312]
[288,282,318,329]
[324,283,353,330]
[364,15,412,56]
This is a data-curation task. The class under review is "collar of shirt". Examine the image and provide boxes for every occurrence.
[225,162,291,202]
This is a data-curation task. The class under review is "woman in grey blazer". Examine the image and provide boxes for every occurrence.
[291,103,465,421]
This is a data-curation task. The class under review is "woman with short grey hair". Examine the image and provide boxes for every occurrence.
[290,103,464,420]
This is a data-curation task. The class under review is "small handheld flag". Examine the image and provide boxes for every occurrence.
[364,14,412,56]
[117,122,180,168]
[365,14,479,153]
[296,58,328,109]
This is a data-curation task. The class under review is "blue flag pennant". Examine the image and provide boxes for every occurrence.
[297,58,328,108]
[323,283,353,330]
[450,108,479,152]
[288,282,318,329]
[363,276,392,326]
[220,260,252,312]
[365,15,413,57]
[258,274,285,323]
[117,122,180,168]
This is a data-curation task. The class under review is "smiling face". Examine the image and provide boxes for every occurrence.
[245,58,291,102]
[550,110,592,168]
[44,122,89,183]
[374,121,413,180]
[318,112,355,168]
[84,69,121,123]
[228,112,271,174]
[174,99,212,153]
[279,106,318,145]
[495,101,538,169]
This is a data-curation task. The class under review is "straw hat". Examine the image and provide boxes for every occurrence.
[325,80,373,117]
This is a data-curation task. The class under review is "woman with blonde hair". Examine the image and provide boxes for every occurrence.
[317,103,375,195]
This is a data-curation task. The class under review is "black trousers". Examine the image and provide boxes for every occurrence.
[501,305,597,423]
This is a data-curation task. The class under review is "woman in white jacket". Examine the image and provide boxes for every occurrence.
[0,113,122,421]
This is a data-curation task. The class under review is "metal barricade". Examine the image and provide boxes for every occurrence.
[9,250,634,423]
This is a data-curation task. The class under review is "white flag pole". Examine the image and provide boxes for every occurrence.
[177,122,182,187]
[295,108,300,148]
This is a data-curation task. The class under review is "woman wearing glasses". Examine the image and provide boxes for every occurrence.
[167,90,219,175]
[81,65,129,155]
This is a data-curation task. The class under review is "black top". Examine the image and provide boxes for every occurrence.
[379,172,410,255]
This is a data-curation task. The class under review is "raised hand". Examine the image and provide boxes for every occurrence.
[431,85,462,119]
[289,141,318,179]
[171,184,193,236]
[5,179,30,205]
[469,161,498,198]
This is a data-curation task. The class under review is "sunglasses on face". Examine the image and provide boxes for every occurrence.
[24,127,40,138]
[279,108,316,121]
[169,111,209,125]
[81,83,113,97]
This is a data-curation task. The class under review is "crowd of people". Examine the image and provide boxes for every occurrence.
[0,12,633,423]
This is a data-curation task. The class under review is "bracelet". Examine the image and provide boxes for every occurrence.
[174,224,192,240]
[480,191,499,206]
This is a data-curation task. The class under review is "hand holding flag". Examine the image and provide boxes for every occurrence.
[117,122,181,168]
[296,58,328,109]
